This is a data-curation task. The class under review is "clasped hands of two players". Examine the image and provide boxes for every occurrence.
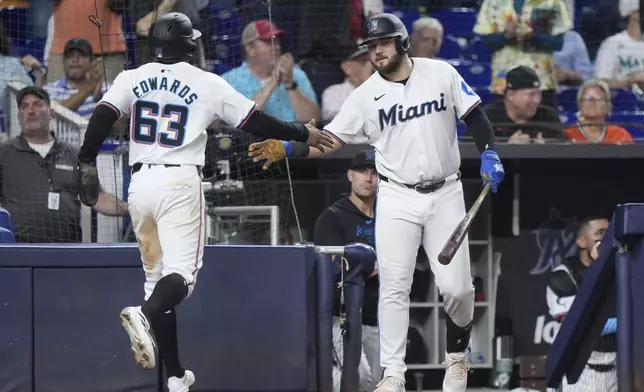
[249,128,505,192]
[248,119,334,169]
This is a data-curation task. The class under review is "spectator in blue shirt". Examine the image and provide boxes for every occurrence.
[555,30,593,86]
[222,20,320,123]
[44,38,107,120]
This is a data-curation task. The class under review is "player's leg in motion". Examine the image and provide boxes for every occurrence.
[374,181,425,392]
[423,181,475,392]
[121,165,205,391]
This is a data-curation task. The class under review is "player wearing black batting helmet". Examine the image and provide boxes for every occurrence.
[148,12,202,62]
[359,13,410,54]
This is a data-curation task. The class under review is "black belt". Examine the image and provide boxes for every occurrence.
[378,171,460,194]
[131,163,201,175]
[588,363,616,372]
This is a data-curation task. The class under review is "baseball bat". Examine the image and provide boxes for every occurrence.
[437,182,491,265]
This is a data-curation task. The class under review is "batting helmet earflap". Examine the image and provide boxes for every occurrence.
[359,13,410,55]
[148,12,202,62]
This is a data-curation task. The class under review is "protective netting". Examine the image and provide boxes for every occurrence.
[0,0,299,244]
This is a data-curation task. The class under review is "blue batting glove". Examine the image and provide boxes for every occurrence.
[480,150,505,193]
[601,318,617,336]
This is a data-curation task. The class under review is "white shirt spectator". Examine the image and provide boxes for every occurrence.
[321,80,356,124]
[594,31,644,81]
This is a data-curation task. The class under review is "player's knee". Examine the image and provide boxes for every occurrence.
[159,272,189,299]
[439,282,474,302]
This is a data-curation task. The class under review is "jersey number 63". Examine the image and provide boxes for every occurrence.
[131,100,189,148]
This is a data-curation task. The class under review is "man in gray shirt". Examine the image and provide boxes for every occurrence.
[0,86,127,242]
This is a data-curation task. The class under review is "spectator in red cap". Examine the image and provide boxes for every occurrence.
[222,20,320,124]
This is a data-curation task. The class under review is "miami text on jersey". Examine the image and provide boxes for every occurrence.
[378,93,448,131]
[132,77,199,106]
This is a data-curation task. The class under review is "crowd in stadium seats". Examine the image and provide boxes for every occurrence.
[0,0,642,244]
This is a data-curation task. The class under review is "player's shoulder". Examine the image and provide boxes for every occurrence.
[346,73,382,102]
[413,57,457,72]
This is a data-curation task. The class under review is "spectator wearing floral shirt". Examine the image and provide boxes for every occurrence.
[473,0,572,109]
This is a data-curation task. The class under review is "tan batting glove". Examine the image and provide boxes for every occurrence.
[248,139,287,170]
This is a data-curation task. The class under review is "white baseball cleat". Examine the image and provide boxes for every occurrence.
[168,369,195,392]
[374,376,405,392]
[442,351,470,392]
[119,306,157,370]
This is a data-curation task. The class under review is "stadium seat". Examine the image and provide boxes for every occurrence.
[558,111,577,125]
[466,36,492,63]
[211,36,243,69]
[210,7,242,39]
[431,8,478,39]
[557,87,579,112]
[611,89,639,112]
[607,112,644,139]
[438,34,464,60]
[453,61,491,88]
[384,7,421,33]
[0,207,12,232]
[475,87,495,106]
[0,227,15,244]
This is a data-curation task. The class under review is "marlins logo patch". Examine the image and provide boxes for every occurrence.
[367,20,378,34]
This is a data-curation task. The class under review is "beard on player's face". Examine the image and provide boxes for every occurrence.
[372,51,403,74]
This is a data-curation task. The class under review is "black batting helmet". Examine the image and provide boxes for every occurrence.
[359,13,410,55]
[147,12,202,62]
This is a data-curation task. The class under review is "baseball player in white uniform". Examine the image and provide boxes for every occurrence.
[248,13,505,392]
[75,12,333,392]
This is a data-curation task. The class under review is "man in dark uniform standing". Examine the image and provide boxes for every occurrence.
[314,150,380,392]
[546,215,617,391]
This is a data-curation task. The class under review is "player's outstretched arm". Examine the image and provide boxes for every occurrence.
[239,110,334,151]
[248,120,342,170]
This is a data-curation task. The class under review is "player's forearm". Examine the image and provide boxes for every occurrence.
[78,104,120,164]
[462,105,495,152]
[286,138,342,158]
[240,110,309,142]
[287,89,320,123]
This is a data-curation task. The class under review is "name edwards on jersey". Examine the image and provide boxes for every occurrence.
[132,76,198,106]
[378,93,448,131]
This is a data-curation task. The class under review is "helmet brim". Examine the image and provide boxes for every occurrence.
[359,32,403,46]
[191,29,202,41]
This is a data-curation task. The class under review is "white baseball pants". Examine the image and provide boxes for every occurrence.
[127,164,205,301]
[375,175,475,381]
[561,352,617,392]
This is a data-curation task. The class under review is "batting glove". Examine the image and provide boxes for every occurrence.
[76,162,100,207]
[480,150,505,193]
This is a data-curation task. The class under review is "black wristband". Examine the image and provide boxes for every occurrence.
[290,141,310,158]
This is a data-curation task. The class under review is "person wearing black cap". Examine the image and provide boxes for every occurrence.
[44,38,106,119]
[321,41,374,124]
[484,65,562,143]
[314,150,380,392]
